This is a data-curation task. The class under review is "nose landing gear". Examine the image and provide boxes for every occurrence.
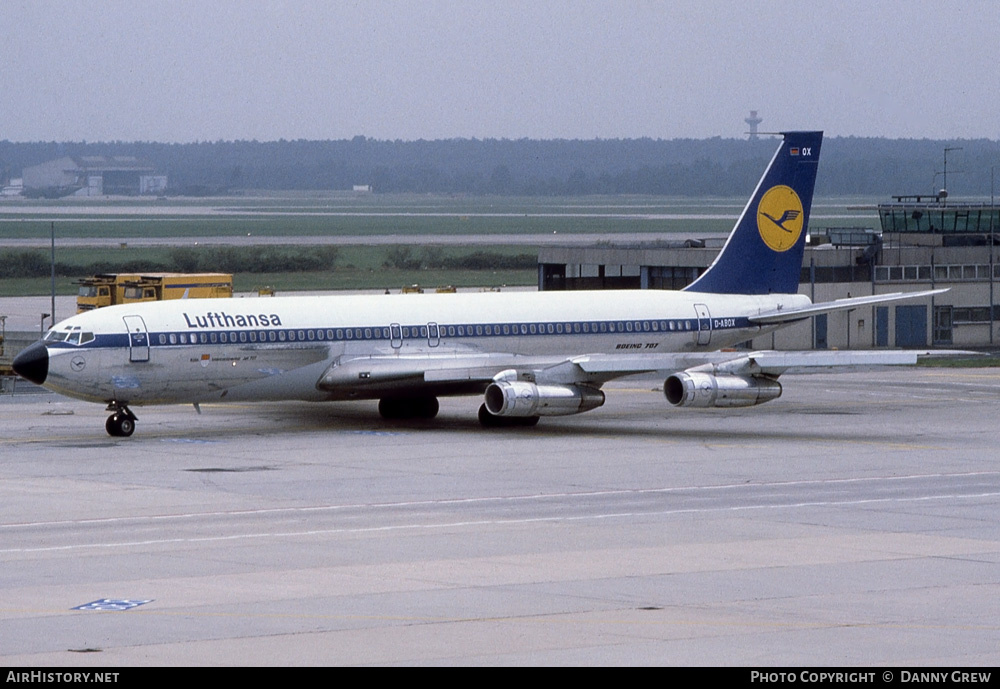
[105,402,137,437]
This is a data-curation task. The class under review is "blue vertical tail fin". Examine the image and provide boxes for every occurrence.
[684,131,823,295]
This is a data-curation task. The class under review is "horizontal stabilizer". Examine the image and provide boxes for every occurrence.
[750,289,948,325]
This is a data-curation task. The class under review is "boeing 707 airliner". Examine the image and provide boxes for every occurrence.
[13,131,944,436]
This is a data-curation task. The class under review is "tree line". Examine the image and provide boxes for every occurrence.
[0,247,339,279]
[0,246,537,280]
[3,136,999,197]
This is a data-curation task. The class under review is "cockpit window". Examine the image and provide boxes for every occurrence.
[43,327,93,345]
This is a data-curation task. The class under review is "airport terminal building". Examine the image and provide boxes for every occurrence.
[538,196,1000,350]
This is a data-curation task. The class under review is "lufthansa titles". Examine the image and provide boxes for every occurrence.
[183,312,283,329]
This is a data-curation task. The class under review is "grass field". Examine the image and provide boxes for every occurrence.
[0,269,536,298]
[0,244,539,296]
[0,193,880,239]
[0,193,882,295]
[0,211,737,239]
[916,356,1000,367]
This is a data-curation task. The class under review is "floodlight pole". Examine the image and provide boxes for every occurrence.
[50,221,56,327]
[942,146,963,201]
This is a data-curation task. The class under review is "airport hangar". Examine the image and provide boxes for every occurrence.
[21,156,166,197]
[538,196,1000,351]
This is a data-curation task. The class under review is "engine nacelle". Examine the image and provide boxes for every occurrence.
[664,371,782,408]
[484,380,605,417]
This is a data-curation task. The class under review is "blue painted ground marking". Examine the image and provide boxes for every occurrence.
[73,598,153,611]
[346,431,408,436]
[160,438,221,444]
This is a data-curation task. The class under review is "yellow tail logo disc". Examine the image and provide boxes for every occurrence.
[757,185,804,252]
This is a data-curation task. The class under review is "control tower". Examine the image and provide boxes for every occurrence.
[744,110,762,140]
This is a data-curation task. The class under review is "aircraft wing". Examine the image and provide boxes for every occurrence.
[750,289,947,325]
[317,347,926,397]
[573,349,922,378]
[317,352,558,392]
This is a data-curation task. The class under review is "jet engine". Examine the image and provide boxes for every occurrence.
[664,371,781,408]
[484,380,605,417]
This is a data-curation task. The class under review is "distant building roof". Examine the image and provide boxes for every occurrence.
[70,156,155,172]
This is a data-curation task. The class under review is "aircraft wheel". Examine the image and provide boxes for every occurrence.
[416,396,439,419]
[379,397,439,420]
[106,413,135,437]
[117,415,136,437]
[478,403,499,427]
[378,398,404,419]
[478,404,539,428]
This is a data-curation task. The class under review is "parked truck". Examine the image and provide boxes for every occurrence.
[76,273,233,312]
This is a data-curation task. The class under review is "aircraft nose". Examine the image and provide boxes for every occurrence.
[12,341,49,385]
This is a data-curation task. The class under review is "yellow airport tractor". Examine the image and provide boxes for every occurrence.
[76,273,233,312]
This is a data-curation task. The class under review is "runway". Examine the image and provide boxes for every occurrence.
[2,368,999,665]
[0,232,722,249]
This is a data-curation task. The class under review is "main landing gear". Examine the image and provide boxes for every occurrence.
[378,396,440,420]
[105,402,137,437]
[477,404,539,428]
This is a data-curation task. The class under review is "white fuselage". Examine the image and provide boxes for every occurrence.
[39,289,808,406]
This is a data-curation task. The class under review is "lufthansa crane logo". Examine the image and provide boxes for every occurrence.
[757,185,804,252]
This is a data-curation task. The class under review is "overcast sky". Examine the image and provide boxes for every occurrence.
[2,0,997,143]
